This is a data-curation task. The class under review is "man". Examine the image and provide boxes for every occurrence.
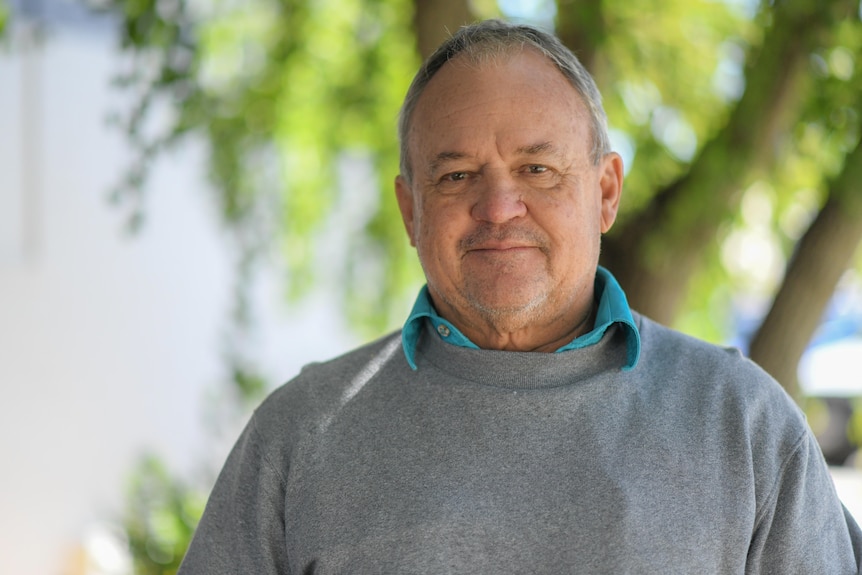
[179,20,862,574]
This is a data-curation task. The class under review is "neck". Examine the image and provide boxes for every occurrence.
[432,293,598,352]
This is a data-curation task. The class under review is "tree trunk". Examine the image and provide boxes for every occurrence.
[412,0,476,60]
[555,0,605,73]
[748,137,862,397]
[600,0,855,325]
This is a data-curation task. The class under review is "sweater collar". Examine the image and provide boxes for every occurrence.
[401,266,640,372]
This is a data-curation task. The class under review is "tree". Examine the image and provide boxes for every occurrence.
[89,0,862,397]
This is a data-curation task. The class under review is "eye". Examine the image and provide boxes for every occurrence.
[526,165,548,174]
[446,172,468,181]
[433,170,474,193]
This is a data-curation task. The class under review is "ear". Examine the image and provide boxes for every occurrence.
[394,175,417,247]
[598,152,624,234]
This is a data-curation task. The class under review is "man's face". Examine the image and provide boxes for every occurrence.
[395,49,623,349]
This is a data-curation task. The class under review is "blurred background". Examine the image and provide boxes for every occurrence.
[1,0,861,573]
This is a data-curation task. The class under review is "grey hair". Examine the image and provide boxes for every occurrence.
[397,19,612,184]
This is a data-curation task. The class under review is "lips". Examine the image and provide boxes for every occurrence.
[459,225,548,256]
[467,242,536,252]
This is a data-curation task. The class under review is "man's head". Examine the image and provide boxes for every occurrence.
[395,20,623,351]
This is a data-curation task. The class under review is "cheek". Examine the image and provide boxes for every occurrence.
[416,199,466,252]
[540,202,601,260]
[417,224,460,266]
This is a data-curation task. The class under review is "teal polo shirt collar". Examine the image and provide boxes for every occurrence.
[401,266,641,371]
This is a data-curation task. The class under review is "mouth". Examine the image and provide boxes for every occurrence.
[459,226,548,258]
[465,244,539,259]
[466,239,537,251]
[469,245,534,252]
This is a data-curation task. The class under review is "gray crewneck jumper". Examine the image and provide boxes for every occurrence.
[179,313,862,574]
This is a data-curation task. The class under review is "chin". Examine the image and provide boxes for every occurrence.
[467,292,549,323]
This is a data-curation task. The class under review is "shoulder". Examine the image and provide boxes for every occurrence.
[631,313,823,507]
[245,331,405,451]
[632,311,808,446]
[634,311,781,392]
[268,329,403,405]
[634,311,755,372]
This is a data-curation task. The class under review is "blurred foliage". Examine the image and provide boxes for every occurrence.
[230,362,269,406]
[0,0,8,37]
[597,0,756,213]
[91,0,430,336]
[123,455,206,574]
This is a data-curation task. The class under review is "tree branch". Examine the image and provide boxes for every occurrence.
[412,0,476,59]
[555,0,605,73]
[748,135,862,396]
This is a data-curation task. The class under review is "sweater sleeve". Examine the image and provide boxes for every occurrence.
[178,416,289,575]
[746,429,862,574]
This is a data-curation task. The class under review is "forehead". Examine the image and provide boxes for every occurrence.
[407,48,590,165]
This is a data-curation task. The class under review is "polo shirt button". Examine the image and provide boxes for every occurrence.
[437,324,451,337]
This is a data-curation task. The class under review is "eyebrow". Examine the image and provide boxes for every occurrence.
[427,151,470,178]
[517,141,559,157]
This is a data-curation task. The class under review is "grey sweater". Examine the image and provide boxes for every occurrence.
[179,313,862,574]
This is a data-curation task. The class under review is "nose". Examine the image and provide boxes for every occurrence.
[470,170,527,224]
